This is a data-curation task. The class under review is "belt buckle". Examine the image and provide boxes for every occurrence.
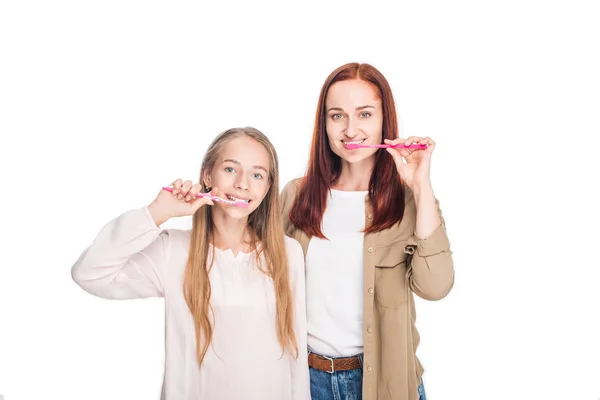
[321,354,334,374]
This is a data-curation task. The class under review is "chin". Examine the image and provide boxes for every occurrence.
[222,207,251,219]
[217,203,259,219]
[338,149,378,164]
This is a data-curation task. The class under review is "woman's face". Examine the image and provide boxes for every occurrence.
[325,79,384,164]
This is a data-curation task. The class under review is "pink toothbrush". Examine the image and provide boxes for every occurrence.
[161,186,250,208]
[345,143,428,150]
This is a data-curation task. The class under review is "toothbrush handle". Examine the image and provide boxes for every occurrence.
[161,186,236,205]
[361,143,428,149]
[392,143,428,149]
[162,186,209,197]
[198,193,233,204]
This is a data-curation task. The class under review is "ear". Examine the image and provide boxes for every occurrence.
[202,170,212,188]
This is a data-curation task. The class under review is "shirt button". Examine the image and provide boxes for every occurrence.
[367,366,372,372]
[367,247,373,253]
[367,327,372,333]
[368,287,374,294]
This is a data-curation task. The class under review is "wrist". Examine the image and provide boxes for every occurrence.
[148,202,170,226]
[411,181,433,201]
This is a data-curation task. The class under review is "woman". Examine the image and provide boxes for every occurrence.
[280,63,454,400]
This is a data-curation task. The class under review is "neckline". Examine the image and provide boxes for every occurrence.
[209,243,257,260]
[329,188,369,195]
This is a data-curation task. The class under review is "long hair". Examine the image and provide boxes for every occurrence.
[184,127,298,366]
[290,63,406,238]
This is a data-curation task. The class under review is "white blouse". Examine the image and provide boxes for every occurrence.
[71,207,310,400]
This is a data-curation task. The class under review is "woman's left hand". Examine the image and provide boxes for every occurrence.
[385,136,435,189]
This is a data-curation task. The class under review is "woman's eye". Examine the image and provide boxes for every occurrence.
[252,173,263,180]
[331,114,342,120]
[225,167,235,173]
[360,112,371,118]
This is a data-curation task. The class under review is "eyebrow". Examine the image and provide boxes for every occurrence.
[327,105,376,112]
[222,159,268,173]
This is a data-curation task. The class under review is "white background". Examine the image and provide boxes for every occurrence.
[1,1,599,399]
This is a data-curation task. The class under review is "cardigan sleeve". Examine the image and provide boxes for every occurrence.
[71,207,167,299]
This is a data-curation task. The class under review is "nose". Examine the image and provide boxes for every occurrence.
[343,117,359,139]
[234,174,249,191]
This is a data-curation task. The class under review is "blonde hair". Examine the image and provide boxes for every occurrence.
[183,127,298,365]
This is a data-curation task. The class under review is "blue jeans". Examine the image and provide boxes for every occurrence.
[309,352,426,400]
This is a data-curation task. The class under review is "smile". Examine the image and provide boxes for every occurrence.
[342,139,366,145]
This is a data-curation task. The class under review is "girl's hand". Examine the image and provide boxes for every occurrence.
[148,179,214,225]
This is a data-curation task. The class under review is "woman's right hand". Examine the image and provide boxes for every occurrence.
[148,179,215,226]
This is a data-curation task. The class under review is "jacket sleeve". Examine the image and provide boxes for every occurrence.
[406,199,455,301]
[280,179,301,237]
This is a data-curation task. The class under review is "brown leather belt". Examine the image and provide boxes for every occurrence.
[308,353,362,374]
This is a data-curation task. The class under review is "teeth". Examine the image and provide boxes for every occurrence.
[343,139,366,145]
[227,195,250,203]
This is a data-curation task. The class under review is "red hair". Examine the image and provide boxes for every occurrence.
[289,63,406,238]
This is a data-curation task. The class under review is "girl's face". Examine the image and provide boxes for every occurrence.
[325,79,384,164]
[204,136,271,219]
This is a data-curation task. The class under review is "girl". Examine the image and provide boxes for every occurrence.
[72,127,310,400]
[280,63,455,400]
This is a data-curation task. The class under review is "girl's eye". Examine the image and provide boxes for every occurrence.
[225,167,235,173]
[331,114,342,120]
[252,173,263,180]
[360,112,371,118]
